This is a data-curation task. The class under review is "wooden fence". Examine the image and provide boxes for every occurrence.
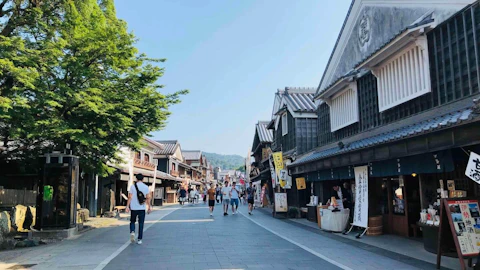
[0,189,37,207]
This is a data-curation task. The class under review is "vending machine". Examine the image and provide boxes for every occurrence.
[36,152,79,229]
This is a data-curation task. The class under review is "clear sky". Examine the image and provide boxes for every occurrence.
[114,0,351,156]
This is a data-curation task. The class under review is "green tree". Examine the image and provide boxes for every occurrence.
[0,0,187,175]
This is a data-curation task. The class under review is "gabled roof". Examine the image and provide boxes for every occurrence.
[256,121,273,143]
[316,0,474,96]
[290,99,480,167]
[142,137,165,154]
[283,89,316,113]
[183,150,202,161]
[155,140,179,155]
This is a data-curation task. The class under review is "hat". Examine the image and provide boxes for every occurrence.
[135,173,144,181]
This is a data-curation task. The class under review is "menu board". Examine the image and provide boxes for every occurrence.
[447,199,480,256]
[274,193,287,212]
[438,198,480,270]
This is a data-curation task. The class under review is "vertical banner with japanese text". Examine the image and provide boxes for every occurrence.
[269,154,276,188]
[272,152,284,185]
[353,166,369,228]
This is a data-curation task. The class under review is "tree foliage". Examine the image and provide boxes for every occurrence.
[0,0,187,175]
[203,152,245,171]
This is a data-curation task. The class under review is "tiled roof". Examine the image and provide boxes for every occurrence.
[183,150,202,160]
[143,137,165,154]
[290,107,477,167]
[155,140,178,155]
[256,121,273,143]
[284,91,316,112]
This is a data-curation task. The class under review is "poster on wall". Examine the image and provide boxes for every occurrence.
[275,193,288,212]
[272,152,284,185]
[269,154,277,188]
[296,177,306,190]
[465,151,480,184]
[279,169,288,188]
[353,166,368,228]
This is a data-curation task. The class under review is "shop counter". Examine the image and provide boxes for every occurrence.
[417,222,457,257]
[320,208,350,232]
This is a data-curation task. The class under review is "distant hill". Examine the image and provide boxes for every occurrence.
[203,152,245,171]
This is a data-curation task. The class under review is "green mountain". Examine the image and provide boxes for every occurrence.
[203,152,245,171]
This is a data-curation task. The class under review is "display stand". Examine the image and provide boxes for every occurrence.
[436,198,479,270]
[343,224,369,239]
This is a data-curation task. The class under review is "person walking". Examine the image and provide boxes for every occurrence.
[126,174,151,245]
[207,184,216,216]
[221,181,231,216]
[246,182,256,215]
[203,188,207,204]
[230,182,240,215]
[215,184,221,204]
[179,186,187,205]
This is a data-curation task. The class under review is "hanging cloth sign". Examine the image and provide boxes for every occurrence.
[272,152,284,185]
[269,154,276,188]
[353,166,369,228]
[465,151,480,184]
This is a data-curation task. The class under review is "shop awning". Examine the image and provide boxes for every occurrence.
[306,166,354,182]
[369,150,454,177]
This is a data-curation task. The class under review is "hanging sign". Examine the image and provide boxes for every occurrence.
[437,198,480,270]
[269,154,276,188]
[272,152,284,184]
[353,166,368,228]
[260,185,266,207]
[465,151,480,183]
[274,193,288,212]
[296,177,306,190]
[279,169,288,188]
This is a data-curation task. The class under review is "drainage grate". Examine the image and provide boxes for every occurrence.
[8,264,37,269]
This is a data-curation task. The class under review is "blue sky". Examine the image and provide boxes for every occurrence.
[114,0,351,156]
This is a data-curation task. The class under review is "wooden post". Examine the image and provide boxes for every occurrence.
[436,199,444,269]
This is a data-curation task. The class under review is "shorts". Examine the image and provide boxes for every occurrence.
[208,200,215,207]
[223,199,230,205]
[179,197,186,202]
[248,198,254,204]
[230,198,239,207]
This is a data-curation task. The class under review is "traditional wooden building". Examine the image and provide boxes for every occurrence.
[266,87,318,207]
[154,140,200,203]
[250,121,274,205]
[289,0,480,237]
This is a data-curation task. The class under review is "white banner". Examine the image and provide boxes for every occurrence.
[275,193,288,212]
[465,151,480,184]
[269,154,276,188]
[353,166,369,228]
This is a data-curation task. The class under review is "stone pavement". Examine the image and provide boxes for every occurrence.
[0,203,458,270]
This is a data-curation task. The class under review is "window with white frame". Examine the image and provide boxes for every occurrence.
[373,37,431,112]
[281,113,288,136]
[328,83,359,132]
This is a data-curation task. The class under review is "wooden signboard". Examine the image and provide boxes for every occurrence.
[437,198,480,269]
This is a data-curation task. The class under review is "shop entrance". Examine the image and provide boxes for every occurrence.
[372,176,420,237]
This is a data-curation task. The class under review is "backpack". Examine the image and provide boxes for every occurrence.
[134,182,146,205]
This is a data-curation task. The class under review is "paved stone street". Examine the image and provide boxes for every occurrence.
[1,203,455,270]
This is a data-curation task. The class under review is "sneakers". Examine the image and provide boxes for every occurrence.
[210,213,213,217]
[137,239,142,245]
[224,212,228,216]
[130,232,135,243]
[248,212,252,215]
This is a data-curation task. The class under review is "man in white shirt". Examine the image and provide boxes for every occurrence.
[230,182,240,215]
[221,181,231,216]
[126,174,151,245]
